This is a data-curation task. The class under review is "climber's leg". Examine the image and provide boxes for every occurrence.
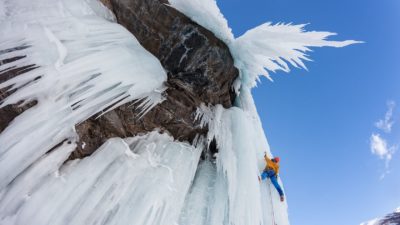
[269,175,284,197]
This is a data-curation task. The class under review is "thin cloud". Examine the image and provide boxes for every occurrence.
[370,134,390,159]
[375,101,396,133]
[370,133,396,166]
[369,100,398,179]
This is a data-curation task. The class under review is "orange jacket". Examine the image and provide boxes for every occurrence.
[264,155,279,175]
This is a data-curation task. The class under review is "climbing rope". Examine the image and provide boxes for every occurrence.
[267,180,277,225]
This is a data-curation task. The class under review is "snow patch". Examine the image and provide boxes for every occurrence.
[360,207,400,225]
[360,218,381,225]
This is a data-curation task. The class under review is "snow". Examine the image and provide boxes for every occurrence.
[360,218,381,225]
[0,1,6,21]
[360,207,400,225]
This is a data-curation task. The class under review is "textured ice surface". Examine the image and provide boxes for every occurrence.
[231,23,361,86]
[0,1,359,225]
[167,0,234,44]
[194,103,289,225]
[0,0,167,190]
[166,2,361,224]
[168,0,360,87]
[0,132,202,225]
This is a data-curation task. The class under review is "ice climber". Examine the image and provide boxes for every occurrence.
[259,154,285,202]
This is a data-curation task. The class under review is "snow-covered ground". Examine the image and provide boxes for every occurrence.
[361,219,381,225]
[0,0,358,225]
[360,208,400,225]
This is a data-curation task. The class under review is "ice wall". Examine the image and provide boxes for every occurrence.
[168,0,360,87]
[167,1,360,225]
[0,132,202,225]
[0,0,166,190]
[0,1,358,225]
[192,102,289,225]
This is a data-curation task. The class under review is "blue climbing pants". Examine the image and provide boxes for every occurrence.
[261,169,284,197]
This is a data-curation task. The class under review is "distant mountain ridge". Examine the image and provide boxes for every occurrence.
[361,208,400,225]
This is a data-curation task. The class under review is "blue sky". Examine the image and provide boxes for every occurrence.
[218,0,400,224]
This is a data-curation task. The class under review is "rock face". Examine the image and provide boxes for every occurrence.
[379,212,400,225]
[72,0,238,158]
[362,210,400,225]
[0,0,238,159]
[0,56,38,133]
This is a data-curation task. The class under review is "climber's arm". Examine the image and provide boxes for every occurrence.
[264,153,273,164]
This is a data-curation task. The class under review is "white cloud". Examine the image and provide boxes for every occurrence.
[370,134,396,164]
[370,134,390,159]
[375,101,396,133]
[370,101,398,178]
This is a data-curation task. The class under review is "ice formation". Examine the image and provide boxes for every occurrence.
[168,0,361,87]
[0,0,358,225]
[0,0,166,190]
[167,0,234,44]
[0,132,202,225]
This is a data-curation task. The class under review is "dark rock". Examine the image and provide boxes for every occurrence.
[72,0,238,158]
[0,55,39,133]
[0,100,38,133]
[110,0,237,106]
[100,0,114,11]
[380,212,400,225]
[0,0,239,159]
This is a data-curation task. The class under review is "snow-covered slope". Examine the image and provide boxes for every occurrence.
[361,208,400,225]
[0,0,358,225]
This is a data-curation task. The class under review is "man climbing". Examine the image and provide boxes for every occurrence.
[259,153,285,202]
